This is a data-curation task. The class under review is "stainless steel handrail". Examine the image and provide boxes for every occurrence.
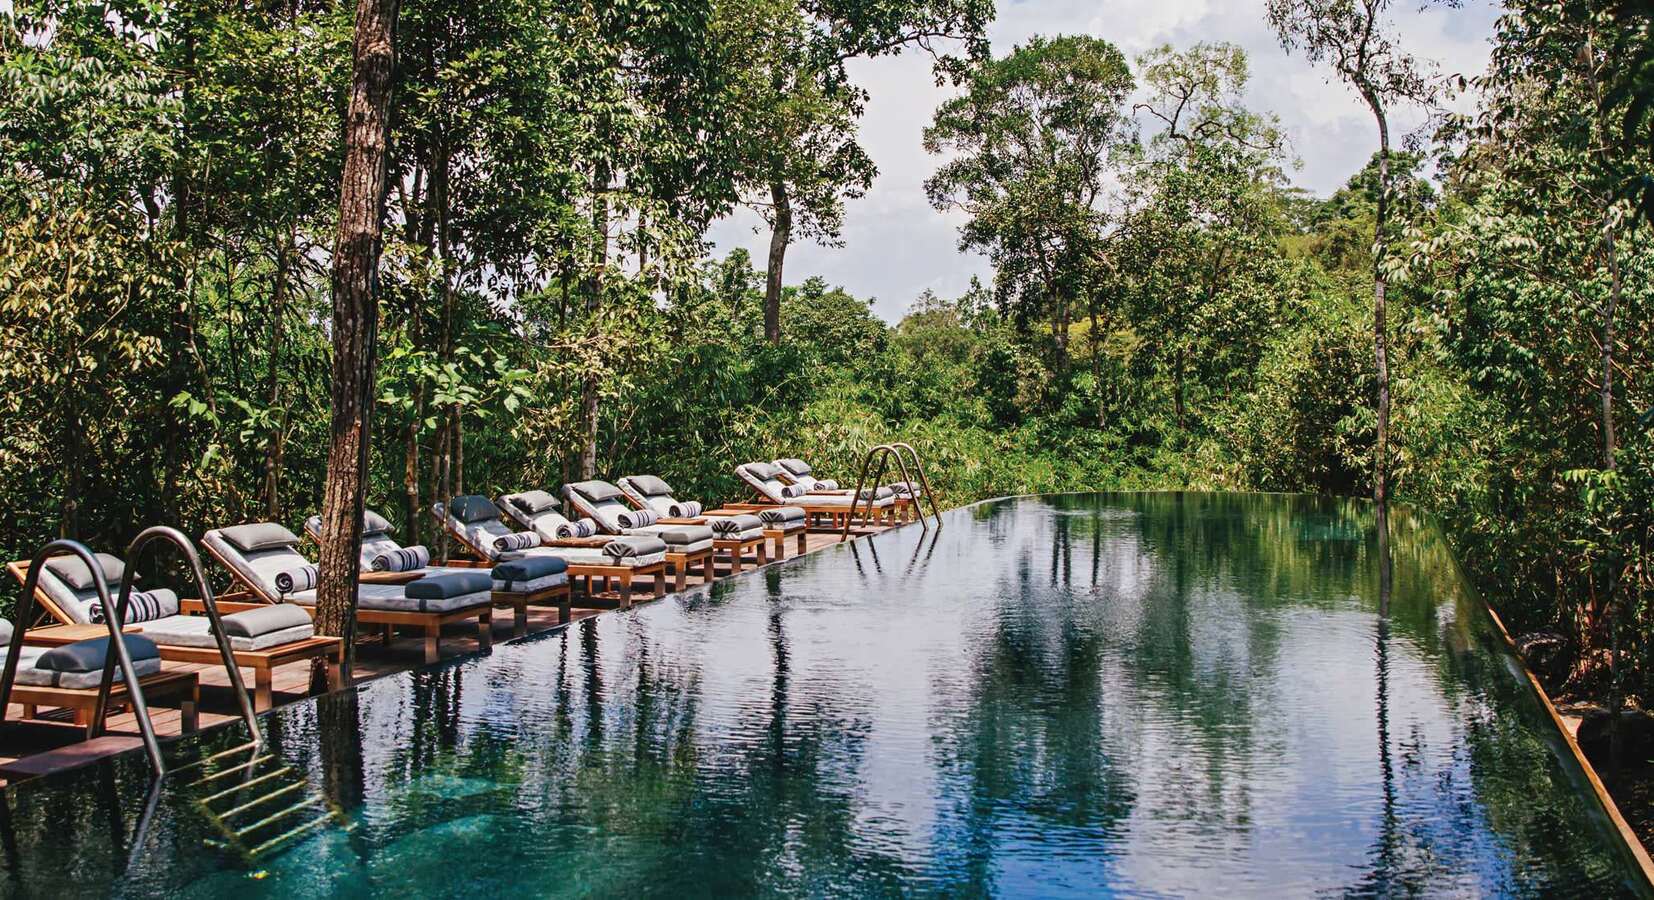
[115,527,261,747]
[841,442,945,541]
[890,442,943,523]
[0,540,165,774]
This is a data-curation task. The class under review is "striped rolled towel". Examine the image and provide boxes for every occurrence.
[603,535,666,559]
[886,481,917,497]
[815,479,839,491]
[275,564,319,595]
[90,588,180,625]
[668,500,703,518]
[779,484,806,499]
[555,518,598,539]
[618,508,658,529]
[494,532,542,552]
[373,545,430,573]
[757,507,806,526]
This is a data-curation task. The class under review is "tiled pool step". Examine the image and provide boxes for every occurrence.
[183,743,347,862]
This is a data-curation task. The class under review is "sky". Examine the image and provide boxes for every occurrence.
[705,0,1505,323]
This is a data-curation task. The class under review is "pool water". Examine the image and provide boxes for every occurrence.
[1,493,1646,897]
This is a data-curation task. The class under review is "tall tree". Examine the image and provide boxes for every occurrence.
[1268,0,1433,583]
[924,35,1136,403]
[736,0,991,344]
[313,0,402,680]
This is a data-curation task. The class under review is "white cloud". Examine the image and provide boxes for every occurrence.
[706,0,1503,322]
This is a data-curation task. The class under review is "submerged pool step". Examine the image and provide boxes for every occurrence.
[183,745,347,863]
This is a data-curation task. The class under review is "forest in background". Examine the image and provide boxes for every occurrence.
[1,0,1651,705]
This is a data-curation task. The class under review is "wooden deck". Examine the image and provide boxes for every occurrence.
[0,526,882,781]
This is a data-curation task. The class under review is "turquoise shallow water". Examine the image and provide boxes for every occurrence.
[0,493,1646,897]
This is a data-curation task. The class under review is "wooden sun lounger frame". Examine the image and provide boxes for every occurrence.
[6,560,342,712]
[560,489,717,592]
[298,526,571,637]
[434,507,667,610]
[200,540,492,666]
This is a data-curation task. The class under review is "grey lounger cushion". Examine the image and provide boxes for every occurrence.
[492,556,569,593]
[141,613,314,652]
[225,603,313,638]
[44,553,128,592]
[776,458,812,477]
[604,536,667,559]
[448,495,502,524]
[757,507,807,526]
[625,474,673,497]
[219,522,302,554]
[15,635,163,689]
[507,490,561,516]
[406,571,492,600]
[567,480,626,503]
[654,525,714,547]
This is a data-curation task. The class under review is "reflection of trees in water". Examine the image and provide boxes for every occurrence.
[924,500,1136,893]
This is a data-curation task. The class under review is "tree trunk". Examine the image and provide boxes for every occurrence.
[764,180,791,345]
[262,229,293,519]
[1365,89,1393,598]
[1600,217,1620,470]
[313,0,401,686]
[580,164,610,480]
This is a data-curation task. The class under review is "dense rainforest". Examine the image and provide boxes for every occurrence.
[1,0,1651,720]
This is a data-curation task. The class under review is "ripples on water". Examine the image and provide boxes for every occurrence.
[1,493,1644,897]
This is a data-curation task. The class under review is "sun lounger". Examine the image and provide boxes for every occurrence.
[0,621,199,740]
[7,552,340,711]
[202,522,492,665]
[616,475,790,564]
[730,461,898,529]
[558,480,720,589]
[436,495,666,608]
[773,457,916,521]
[301,510,566,636]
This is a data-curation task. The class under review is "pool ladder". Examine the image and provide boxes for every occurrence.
[841,442,942,541]
[0,528,262,776]
[185,742,347,862]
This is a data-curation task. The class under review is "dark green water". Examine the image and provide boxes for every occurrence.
[0,493,1645,897]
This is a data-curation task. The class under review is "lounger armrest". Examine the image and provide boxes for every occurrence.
[544,536,610,548]
[359,571,424,584]
[657,517,708,525]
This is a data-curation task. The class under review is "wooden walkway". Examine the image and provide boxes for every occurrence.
[0,527,883,780]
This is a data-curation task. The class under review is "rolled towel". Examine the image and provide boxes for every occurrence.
[779,484,806,499]
[710,514,766,536]
[816,479,839,491]
[886,481,917,497]
[556,518,598,539]
[275,564,319,595]
[618,508,658,529]
[857,485,895,501]
[494,532,542,552]
[757,507,807,526]
[372,545,431,573]
[602,535,667,559]
[89,588,180,625]
[668,500,703,518]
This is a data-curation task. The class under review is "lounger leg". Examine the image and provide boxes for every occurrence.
[327,657,344,691]
[674,559,686,592]
[795,531,806,555]
[731,549,743,574]
[479,611,494,650]
[559,594,571,625]
[425,626,441,664]
[183,685,199,732]
[255,667,273,712]
[653,570,666,598]
[702,554,715,584]
[757,541,768,566]
[514,602,527,637]
[22,703,36,720]
[619,574,632,609]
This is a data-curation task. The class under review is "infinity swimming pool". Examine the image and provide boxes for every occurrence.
[1,493,1646,896]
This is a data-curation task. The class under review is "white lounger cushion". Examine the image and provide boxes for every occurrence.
[138,615,314,652]
[10,645,163,689]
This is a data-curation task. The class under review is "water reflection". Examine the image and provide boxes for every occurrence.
[0,493,1645,897]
